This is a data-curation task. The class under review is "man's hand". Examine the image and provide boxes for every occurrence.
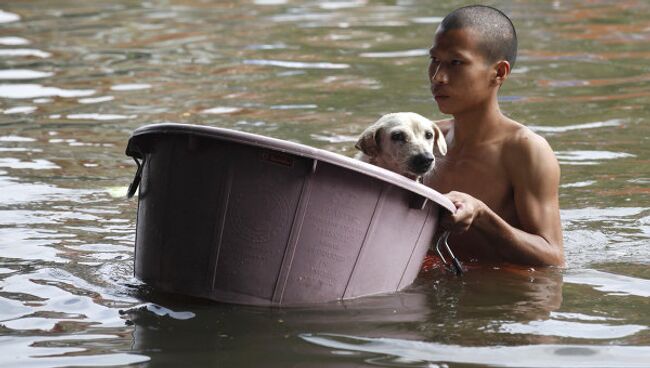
[439,184,565,267]
[441,191,487,233]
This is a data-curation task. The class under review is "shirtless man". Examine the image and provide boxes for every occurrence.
[424,5,565,267]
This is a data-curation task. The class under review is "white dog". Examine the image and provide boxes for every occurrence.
[355,112,447,181]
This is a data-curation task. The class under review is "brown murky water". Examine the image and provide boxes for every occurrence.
[0,1,649,367]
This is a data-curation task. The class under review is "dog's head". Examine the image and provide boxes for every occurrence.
[355,112,447,178]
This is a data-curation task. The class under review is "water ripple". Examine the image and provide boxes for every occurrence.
[0,135,35,142]
[556,150,635,165]
[0,209,98,226]
[244,59,350,69]
[561,180,596,188]
[66,113,136,121]
[0,335,149,368]
[271,104,317,110]
[0,49,51,58]
[550,312,618,322]
[202,106,242,114]
[410,16,443,24]
[0,158,59,170]
[0,36,29,45]
[0,69,54,80]
[110,83,151,91]
[0,228,70,263]
[318,1,368,10]
[360,49,428,58]
[254,0,288,4]
[270,12,338,23]
[565,269,650,298]
[562,207,648,267]
[77,96,114,104]
[120,303,195,320]
[0,84,94,99]
[0,9,20,23]
[529,119,624,133]
[310,133,357,143]
[0,175,94,205]
[498,319,646,339]
[2,106,37,114]
[246,42,292,50]
[301,333,650,368]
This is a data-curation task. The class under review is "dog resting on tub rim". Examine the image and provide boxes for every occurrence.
[355,112,448,182]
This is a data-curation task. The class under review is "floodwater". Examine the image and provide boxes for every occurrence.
[0,0,648,367]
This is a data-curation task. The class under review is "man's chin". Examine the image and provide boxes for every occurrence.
[433,98,453,115]
[435,103,453,115]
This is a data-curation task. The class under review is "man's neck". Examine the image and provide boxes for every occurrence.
[451,99,505,145]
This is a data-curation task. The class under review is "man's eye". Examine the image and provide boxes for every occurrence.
[391,132,406,142]
[425,131,433,139]
[451,59,463,65]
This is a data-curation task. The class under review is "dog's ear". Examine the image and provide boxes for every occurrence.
[355,124,382,157]
[433,125,447,156]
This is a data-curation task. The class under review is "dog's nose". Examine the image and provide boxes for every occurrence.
[410,153,434,173]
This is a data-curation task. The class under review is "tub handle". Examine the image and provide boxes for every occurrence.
[127,156,143,198]
[435,231,464,276]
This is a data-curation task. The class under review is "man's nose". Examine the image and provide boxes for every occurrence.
[431,64,447,84]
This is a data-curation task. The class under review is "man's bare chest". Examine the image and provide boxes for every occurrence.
[429,149,512,213]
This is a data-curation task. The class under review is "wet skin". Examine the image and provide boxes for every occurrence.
[424,27,564,267]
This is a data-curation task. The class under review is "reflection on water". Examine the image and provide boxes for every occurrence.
[0,0,648,367]
[0,84,94,99]
[528,118,624,133]
[243,59,351,69]
[565,268,650,298]
[0,69,53,80]
[301,333,650,368]
[0,48,50,58]
[499,318,646,339]
[556,150,636,165]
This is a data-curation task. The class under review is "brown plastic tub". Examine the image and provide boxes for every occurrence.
[125,123,454,306]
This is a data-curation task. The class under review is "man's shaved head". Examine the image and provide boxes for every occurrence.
[439,5,517,68]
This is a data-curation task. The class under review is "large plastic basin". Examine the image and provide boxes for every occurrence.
[125,123,454,306]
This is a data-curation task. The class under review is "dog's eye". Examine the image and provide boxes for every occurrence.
[425,131,434,139]
[391,131,406,142]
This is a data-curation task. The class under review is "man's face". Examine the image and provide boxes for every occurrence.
[428,27,495,115]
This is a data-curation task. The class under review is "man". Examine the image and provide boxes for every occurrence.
[424,5,564,267]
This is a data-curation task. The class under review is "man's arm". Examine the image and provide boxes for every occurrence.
[442,132,564,267]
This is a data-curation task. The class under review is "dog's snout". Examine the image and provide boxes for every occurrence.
[413,153,434,166]
[410,152,435,173]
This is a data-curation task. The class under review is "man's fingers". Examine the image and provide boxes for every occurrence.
[439,211,469,234]
[445,191,461,201]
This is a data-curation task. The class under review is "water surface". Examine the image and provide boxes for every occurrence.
[0,1,648,367]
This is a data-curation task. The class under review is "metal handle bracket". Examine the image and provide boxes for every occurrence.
[127,156,143,199]
[435,231,464,276]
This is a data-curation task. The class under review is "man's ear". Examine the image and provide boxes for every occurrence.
[355,124,382,157]
[432,125,447,156]
[494,60,511,86]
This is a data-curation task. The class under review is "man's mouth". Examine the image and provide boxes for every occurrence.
[431,88,449,101]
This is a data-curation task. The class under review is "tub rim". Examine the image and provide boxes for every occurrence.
[126,123,456,213]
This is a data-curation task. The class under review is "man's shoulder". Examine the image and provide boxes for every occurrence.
[501,119,560,181]
[502,119,553,156]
